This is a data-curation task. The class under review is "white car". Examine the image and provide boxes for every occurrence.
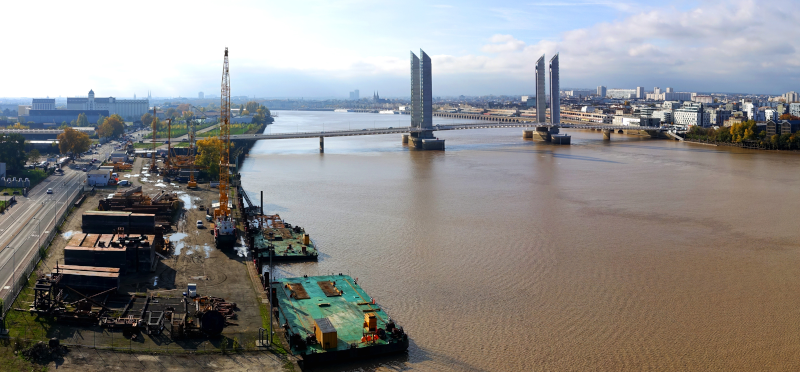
[196,220,203,228]
[47,188,53,194]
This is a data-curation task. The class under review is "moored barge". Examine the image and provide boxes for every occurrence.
[271,274,408,366]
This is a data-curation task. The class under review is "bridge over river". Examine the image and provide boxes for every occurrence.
[227,122,671,151]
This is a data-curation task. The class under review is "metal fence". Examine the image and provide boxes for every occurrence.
[0,186,83,316]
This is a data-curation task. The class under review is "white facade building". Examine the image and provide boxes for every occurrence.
[607,88,636,99]
[67,90,149,120]
[765,108,778,121]
[86,170,111,186]
[789,103,800,117]
[674,103,704,127]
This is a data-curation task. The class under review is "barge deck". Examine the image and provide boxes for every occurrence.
[272,274,408,366]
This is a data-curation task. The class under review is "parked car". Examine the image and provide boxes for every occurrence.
[118,180,130,186]
[196,220,204,228]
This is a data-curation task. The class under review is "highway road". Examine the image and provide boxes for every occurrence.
[0,140,118,307]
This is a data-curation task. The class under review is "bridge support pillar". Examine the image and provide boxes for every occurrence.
[602,129,612,140]
[401,134,409,144]
[532,127,551,142]
[523,130,533,139]
[319,136,324,153]
[408,130,444,150]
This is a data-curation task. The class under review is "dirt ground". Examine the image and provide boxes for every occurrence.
[13,156,292,371]
[49,347,288,371]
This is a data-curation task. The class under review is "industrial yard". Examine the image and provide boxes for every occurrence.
[2,156,293,370]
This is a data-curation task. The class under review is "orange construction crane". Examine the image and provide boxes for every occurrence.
[215,47,231,219]
[149,107,158,173]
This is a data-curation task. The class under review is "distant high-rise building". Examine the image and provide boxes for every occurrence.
[549,54,560,124]
[349,89,360,100]
[654,87,661,95]
[783,91,799,103]
[536,55,546,123]
[636,87,644,99]
[597,85,607,98]
[666,87,674,93]
[198,92,204,99]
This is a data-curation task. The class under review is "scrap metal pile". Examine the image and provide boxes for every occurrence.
[98,186,179,227]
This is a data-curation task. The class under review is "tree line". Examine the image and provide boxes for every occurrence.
[686,120,800,150]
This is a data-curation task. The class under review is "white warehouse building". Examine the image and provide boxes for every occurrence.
[67,90,149,120]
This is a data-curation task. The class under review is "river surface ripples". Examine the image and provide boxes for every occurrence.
[240,110,800,371]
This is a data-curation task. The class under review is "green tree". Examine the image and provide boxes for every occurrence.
[165,108,178,119]
[196,137,223,179]
[60,121,69,129]
[96,114,106,127]
[27,148,41,164]
[57,127,91,155]
[0,133,26,171]
[141,112,154,127]
[245,101,260,114]
[77,112,89,127]
[98,114,126,138]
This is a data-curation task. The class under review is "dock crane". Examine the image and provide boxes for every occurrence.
[213,47,236,248]
[149,107,158,173]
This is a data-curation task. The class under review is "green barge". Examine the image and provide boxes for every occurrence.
[249,214,318,263]
[271,274,408,366]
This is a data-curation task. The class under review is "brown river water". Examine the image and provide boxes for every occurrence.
[240,111,800,371]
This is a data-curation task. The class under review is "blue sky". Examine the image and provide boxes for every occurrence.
[3,0,798,98]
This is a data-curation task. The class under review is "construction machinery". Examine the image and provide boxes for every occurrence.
[214,47,236,248]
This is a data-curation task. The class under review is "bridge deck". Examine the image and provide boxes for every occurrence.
[228,123,665,141]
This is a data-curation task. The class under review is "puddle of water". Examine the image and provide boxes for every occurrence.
[154,182,167,187]
[140,178,150,183]
[177,192,195,210]
[153,276,159,286]
[61,230,78,239]
[235,245,248,258]
[169,233,188,255]
[203,244,212,258]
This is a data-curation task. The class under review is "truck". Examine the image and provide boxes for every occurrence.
[187,283,197,298]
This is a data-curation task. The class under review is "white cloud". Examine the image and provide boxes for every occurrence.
[3,0,799,97]
[416,0,800,93]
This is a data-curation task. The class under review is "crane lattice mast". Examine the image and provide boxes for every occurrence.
[215,47,231,219]
[149,107,158,173]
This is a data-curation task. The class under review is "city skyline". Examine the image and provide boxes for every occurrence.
[3,0,799,98]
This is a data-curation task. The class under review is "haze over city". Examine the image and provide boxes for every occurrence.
[3,0,798,98]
